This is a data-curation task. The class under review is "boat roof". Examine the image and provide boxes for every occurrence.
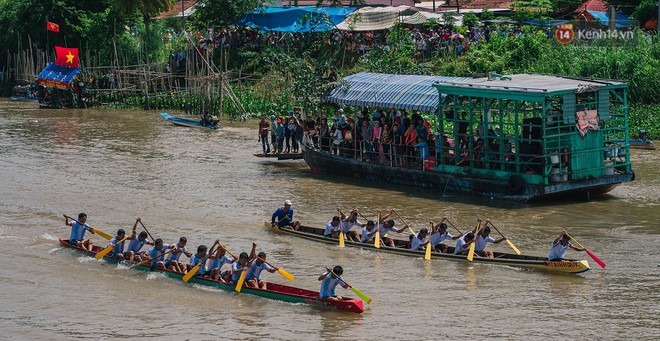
[326,72,471,113]
[435,73,627,95]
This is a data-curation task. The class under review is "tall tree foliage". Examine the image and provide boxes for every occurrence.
[193,0,266,27]
[113,0,175,63]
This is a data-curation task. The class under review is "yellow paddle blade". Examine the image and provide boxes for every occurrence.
[235,270,247,293]
[374,230,380,248]
[467,242,476,261]
[130,258,150,269]
[94,228,112,240]
[506,239,521,255]
[183,264,200,282]
[407,227,416,235]
[424,244,432,260]
[339,232,345,247]
[95,244,114,259]
[351,287,372,304]
[277,268,295,282]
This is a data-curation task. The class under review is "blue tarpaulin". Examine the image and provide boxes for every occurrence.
[235,6,356,33]
[326,72,471,113]
[585,10,633,28]
[37,62,80,89]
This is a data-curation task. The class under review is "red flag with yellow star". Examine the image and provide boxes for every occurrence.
[54,46,79,68]
[47,21,60,32]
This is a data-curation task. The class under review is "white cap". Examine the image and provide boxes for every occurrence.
[423,115,428,119]
[337,108,344,113]
[284,200,292,206]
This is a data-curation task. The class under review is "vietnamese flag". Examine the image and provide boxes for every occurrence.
[55,46,79,68]
[47,21,60,32]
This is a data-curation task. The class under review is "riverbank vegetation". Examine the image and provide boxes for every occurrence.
[0,0,658,137]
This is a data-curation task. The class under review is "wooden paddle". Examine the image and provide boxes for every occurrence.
[130,249,173,269]
[443,217,464,235]
[424,222,432,260]
[486,220,521,255]
[563,230,606,268]
[467,219,482,262]
[183,242,218,283]
[373,211,381,248]
[64,214,112,240]
[392,210,416,234]
[95,233,133,259]
[336,209,345,247]
[326,268,372,304]
[256,256,295,282]
[138,219,155,241]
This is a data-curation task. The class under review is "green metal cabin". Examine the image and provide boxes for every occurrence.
[433,73,634,200]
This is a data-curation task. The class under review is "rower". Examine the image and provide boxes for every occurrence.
[207,242,236,283]
[474,226,506,258]
[145,238,172,270]
[410,228,430,250]
[188,244,210,277]
[64,213,96,251]
[107,229,129,261]
[272,200,300,230]
[430,222,461,253]
[125,231,153,263]
[318,266,349,301]
[453,232,476,255]
[338,209,364,242]
[378,216,408,247]
[359,220,378,243]
[229,252,251,285]
[245,244,277,289]
[323,216,341,238]
[165,237,192,273]
[547,232,585,261]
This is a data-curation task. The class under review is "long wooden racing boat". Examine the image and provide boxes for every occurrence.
[160,112,222,130]
[58,238,364,313]
[265,223,590,274]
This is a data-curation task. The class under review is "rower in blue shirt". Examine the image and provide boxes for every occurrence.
[318,266,349,300]
[64,213,96,251]
[271,200,300,230]
[245,244,277,289]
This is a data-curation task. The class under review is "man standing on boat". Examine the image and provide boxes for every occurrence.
[474,226,506,258]
[258,116,270,155]
[547,232,585,261]
[272,200,300,230]
[270,115,278,154]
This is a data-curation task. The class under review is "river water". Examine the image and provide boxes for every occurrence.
[0,100,658,340]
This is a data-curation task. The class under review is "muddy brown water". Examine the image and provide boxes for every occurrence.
[1,100,658,339]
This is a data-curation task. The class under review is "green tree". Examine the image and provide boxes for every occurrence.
[462,13,480,29]
[193,0,266,27]
[113,0,174,58]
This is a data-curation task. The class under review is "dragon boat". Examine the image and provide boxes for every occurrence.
[264,223,590,274]
[58,238,364,313]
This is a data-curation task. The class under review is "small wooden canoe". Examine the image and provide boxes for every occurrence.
[264,223,590,274]
[629,140,657,150]
[58,238,363,313]
[10,96,39,102]
[160,112,222,130]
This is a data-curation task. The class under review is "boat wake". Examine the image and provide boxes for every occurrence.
[41,233,59,241]
[146,272,166,280]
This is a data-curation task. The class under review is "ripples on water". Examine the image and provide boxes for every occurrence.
[0,101,658,340]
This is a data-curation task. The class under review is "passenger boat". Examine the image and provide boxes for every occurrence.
[628,140,656,150]
[308,72,634,202]
[58,238,364,313]
[264,223,590,274]
[160,112,221,130]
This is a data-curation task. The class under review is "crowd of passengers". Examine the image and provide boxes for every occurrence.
[258,107,509,169]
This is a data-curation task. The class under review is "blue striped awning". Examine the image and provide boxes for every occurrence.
[37,62,80,89]
[326,72,471,113]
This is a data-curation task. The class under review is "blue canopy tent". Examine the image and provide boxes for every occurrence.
[326,72,471,113]
[235,6,356,33]
[37,63,80,89]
